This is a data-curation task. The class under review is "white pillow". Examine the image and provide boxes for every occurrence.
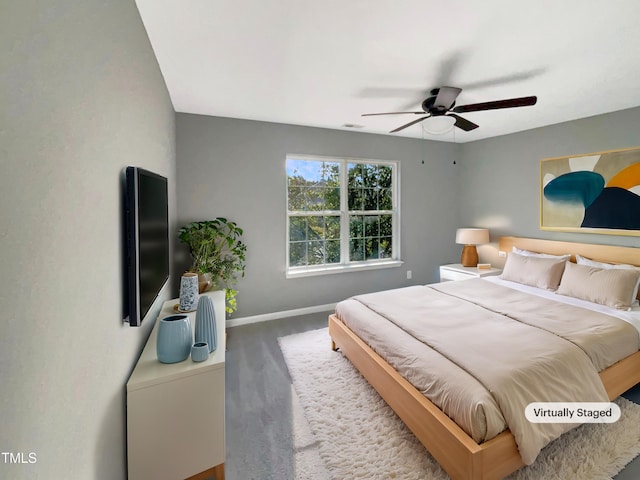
[576,255,640,302]
[512,246,571,261]
[501,252,567,291]
[557,261,640,310]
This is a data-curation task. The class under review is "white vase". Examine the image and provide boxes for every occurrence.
[179,272,199,312]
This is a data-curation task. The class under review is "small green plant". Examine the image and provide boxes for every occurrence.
[178,218,247,314]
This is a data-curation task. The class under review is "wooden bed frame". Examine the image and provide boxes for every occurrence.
[328,236,640,480]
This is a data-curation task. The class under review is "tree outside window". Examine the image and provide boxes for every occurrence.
[287,156,398,274]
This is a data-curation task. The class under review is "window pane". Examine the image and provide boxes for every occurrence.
[289,215,342,268]
[365,238,379,260]
[286,159,322,183]
[380,237,392,258]
[308,240,325,265]
[348,163,365,188]
[348,164,393,211]
[307,216,324,239]
[326,216,340,240]
[348,187,363,210]
[288,187,304,210]
[364,215,379,237]
[320,162,340,183]
[363,188,377,210]
[349,215,363,238]
[365,165,378,188]
[350,238,364,261]
[325,187,340,210]
[378,165,392,188]
[306,187,325,211]
[326,240,340,263]
[287,159,340,212]
[379,188,392,210]
[289,217,306,241]
[289,242,307,266]
[380,215,392,236]
[349,213,393,262]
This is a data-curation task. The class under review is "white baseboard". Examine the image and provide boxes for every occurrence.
[226,303,336,328]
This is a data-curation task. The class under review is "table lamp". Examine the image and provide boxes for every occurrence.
[455,228,489,267]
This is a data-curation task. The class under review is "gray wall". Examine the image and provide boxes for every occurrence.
[176,114,461,317]
[0,1,175,479]
[459,107,640,267]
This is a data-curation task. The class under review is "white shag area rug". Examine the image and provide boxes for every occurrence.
[279,327,640,480]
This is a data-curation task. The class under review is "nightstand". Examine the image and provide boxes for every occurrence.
[439,263,502,282]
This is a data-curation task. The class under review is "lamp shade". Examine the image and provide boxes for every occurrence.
[423,116,456,135]
[455,228,489,245]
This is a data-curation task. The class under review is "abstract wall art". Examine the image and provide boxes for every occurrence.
[541,147,640,236]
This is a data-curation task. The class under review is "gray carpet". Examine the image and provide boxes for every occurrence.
[225,312,328,480]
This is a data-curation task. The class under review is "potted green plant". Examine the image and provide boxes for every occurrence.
[178,218,247,314]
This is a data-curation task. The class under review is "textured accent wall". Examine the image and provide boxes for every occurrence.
[0,1,175,478]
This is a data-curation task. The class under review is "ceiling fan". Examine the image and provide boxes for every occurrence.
[362,87,537,133]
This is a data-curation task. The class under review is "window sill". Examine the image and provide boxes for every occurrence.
[286,260,404,279]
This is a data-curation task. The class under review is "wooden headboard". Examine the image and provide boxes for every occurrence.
[498,236,640,267]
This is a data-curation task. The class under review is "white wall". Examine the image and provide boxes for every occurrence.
[0,1,175,478]
[176,114,462,318]
[459,107,640,267]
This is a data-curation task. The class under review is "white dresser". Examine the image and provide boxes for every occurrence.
[127,290,226,480]
[439,263,502,282]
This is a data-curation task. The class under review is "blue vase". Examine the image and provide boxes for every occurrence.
[195,296,217,353]
[191,342,209,362]
[157,314,192,363]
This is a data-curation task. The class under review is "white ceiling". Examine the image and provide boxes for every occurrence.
[135,0,640,143]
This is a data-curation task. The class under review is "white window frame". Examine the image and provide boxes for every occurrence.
[286,154,402,278]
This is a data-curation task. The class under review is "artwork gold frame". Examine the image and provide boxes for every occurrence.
[540,146,640,236]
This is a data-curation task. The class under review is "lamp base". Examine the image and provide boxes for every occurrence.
[460,245,479,267]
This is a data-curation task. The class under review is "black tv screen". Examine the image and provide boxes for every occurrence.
[125,167,169,326]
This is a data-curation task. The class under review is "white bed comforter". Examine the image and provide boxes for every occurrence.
[336,279,640,465]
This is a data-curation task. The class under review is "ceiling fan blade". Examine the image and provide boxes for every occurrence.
[390,115,430,133]
[362,111,424,117]
[448,113,479,131]
[434,86,462,109]
[452,96,537,113]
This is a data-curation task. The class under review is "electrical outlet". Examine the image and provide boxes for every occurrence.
[498,251,506,258]
[407,270,412,280]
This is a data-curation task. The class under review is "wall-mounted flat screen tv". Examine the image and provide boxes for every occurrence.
[125,167,169,327]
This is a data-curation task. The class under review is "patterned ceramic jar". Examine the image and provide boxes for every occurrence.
[179,272,199,312]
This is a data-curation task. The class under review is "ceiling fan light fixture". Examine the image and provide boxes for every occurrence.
[423,116,456,135]
[363,86,535,134]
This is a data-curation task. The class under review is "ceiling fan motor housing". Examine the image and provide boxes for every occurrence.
[422,95,452,115]
[362,85,536,133]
